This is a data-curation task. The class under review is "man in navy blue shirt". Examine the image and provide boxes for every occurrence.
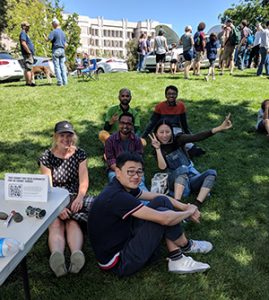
[19,21,35,86]
[88,152,213,277]
[45,18,67,86]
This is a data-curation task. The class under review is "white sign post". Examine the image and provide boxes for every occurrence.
[4,173,50,202]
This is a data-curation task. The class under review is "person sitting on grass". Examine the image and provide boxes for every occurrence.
[88,151,212,277]
[38,121,94,277]
[256,99,269,136]
[104,112,148,194]
[148,114,232,208]
[142,85,205,158]
[98,88,144,145]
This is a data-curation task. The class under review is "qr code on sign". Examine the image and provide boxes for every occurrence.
[8,184,23,198]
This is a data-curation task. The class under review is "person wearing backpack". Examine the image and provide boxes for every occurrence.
[193,22,206,76]
[221,19,237,75]
[237,20,252,70]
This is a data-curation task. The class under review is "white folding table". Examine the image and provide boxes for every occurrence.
[0,180,69,299]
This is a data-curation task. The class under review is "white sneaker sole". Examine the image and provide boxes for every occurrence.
[169,265,210,274]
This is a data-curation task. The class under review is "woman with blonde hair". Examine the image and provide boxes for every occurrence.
[38,120,94,277]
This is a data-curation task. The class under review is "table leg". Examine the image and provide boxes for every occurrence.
[21,257,31,300]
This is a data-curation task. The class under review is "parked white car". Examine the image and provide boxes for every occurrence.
[144,43,220,72]
[143,47,184,72]
[0,52,24,82]
[94,57,128,73]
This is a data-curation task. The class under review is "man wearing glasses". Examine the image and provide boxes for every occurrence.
[104,112,147,191]
[88,152,212,276]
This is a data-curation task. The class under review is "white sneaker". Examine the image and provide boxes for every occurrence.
[183,240,213,254]
[168,255,210,274]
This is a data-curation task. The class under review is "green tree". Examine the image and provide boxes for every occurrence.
[0,0,8,37]
[125,38,138,71]
[3,0,81,63]
[62,13,81,71]
[220,0,269,29]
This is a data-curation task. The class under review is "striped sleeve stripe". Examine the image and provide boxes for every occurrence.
[136,190,143,199]
[122,203,144,219]
[98,252,120,270]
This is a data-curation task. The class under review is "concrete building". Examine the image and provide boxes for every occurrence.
[63,13,172,58]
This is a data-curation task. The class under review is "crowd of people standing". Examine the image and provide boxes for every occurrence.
[136,19,269,80]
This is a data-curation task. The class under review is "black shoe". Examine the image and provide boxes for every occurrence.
[26,83,36,87]
[188,146,206,158]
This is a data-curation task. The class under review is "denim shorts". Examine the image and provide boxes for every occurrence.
[183,49,194,61]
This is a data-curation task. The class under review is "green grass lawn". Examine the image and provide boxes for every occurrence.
[0,70,269,300]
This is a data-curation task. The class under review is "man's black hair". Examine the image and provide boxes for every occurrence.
[119,112,135,124]
[116,152,144,169]
[119,88,131,96]
[165,85,178,95]
[197,22,206,31]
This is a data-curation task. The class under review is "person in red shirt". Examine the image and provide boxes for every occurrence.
[142,85,205,157]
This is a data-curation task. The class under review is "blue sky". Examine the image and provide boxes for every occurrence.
[61,0,240,35]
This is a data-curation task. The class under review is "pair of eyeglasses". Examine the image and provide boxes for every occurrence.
[119,121,133,126]
[126,169,144,177]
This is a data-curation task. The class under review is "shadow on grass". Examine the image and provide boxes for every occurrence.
[1,98,269,299]
[140,97,269,297]
[232,73,257,78]
[3,83,28,88]
[0,119,107,193]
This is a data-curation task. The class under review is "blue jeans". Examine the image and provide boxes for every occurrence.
[137,53,145,71]
[168,167,217,197]
[237,45,247,70]
[52,48,68,86]
[257,47,269,76]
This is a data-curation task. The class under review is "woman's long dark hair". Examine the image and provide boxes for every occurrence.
[153,119,175,144]
[261,99,269,111]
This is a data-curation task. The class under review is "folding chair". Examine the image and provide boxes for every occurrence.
[80,59,99,80]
